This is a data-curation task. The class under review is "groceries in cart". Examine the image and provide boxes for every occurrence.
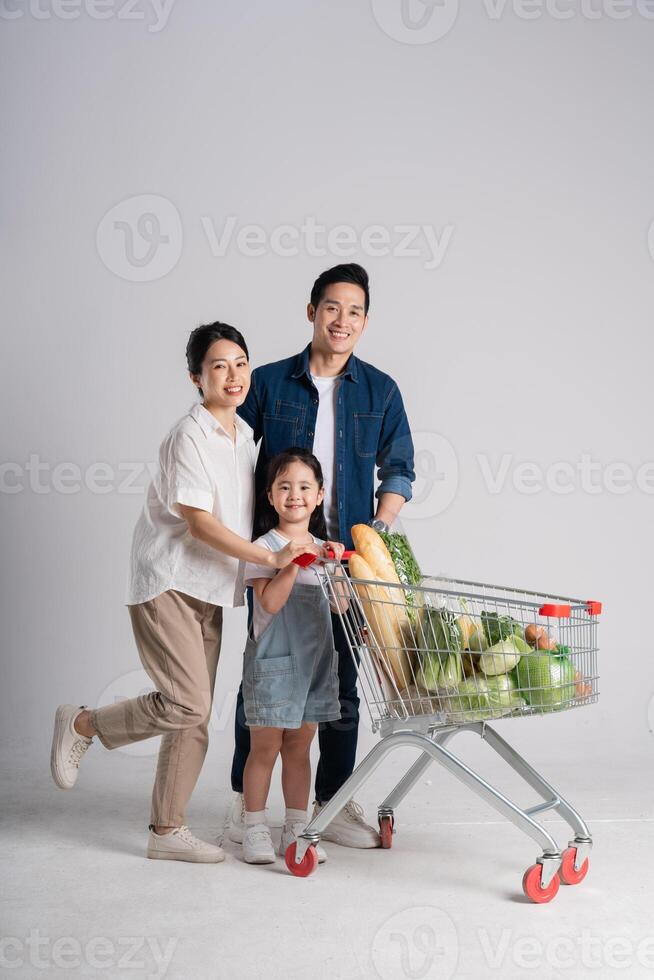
[337,524,596,724]
[291,527,601,901]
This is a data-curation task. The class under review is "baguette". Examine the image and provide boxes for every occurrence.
[351,524,409,632]
[349,552,412,689]
[351,524,399,585]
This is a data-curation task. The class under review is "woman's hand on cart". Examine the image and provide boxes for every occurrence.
[273,539,320,569]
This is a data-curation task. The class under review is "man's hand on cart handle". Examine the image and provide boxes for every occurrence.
[323,541,345,562]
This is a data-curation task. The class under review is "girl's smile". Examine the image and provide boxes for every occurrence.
[268,461,324,534]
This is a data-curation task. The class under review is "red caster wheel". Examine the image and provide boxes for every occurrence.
[285,841,319,877]
[559,846,589,885]
[379,815,394,849]
[522,863,560,904]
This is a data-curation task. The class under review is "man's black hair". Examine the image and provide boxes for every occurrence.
[309,263,370,315]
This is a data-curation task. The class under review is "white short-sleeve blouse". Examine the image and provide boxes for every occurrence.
[126,403,256,607]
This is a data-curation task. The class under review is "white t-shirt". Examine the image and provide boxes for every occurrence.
[310,372,340,539]
[127,403,257,607]
[244,529,326,640]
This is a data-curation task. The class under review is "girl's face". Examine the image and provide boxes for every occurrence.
[190,339,250,410]
[268,461,324,526]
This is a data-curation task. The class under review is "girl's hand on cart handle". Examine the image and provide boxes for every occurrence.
[273,539,319,569]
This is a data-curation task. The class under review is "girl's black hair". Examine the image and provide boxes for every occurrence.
[186,321,249,398]
[256,448,328,540]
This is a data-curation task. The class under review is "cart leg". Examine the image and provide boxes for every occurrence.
[401,733,562,865]
[478,724,592,845]
[378,725,462,813]
[378,750,434,812]
[295,730,420,860]
[301,729,559,860]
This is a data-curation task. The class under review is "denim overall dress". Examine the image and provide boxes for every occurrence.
[242,554,342,729]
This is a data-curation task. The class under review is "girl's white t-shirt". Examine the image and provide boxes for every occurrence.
[244,528,326,640]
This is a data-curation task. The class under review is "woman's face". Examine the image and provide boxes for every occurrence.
[191,339,251,409]
[268,461,324,526]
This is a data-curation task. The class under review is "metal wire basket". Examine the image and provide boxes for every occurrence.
[319,565,600,734]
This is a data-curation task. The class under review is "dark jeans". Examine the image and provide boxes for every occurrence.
[230,591,360,803]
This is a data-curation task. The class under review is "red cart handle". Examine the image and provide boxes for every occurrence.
[293,549,354,567]
[538,600,603,618]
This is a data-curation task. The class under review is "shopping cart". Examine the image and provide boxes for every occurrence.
[285,552,601,904]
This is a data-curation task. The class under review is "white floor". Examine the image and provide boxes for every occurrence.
[3,728,654,980]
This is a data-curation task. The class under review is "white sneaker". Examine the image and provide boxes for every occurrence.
[50,704,93,789]
[228,792,246,843]
[242,824,276,864]
[279,821,327,863]
[147,825,225,863]
[313,800,381,849]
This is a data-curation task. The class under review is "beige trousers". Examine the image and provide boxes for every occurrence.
[90,590,223,827]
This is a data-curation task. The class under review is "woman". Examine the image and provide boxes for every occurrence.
[50,322,317,863]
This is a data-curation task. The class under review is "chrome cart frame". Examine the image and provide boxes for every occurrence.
[285,563,601,903]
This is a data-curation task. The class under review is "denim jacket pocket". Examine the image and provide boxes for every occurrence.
[354,412,384,458]
[263,413,300,449]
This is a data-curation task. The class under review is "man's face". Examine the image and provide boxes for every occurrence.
[307,281,368,358]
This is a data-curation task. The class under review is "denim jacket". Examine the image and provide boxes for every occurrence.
[237,344,415,550]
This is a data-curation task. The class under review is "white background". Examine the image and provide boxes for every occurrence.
[2,2,653,977]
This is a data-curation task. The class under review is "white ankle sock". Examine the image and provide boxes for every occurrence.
[244,810,266,827]
[285,807,307,824]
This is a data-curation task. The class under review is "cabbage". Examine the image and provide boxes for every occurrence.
[443,677,489,714]
[514,653,576,710]
[485,672,526,711]
[479,636,529,676]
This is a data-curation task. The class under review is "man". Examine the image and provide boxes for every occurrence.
[229,263,415,848]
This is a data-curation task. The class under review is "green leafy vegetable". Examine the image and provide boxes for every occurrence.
[416,651,463,693]
[481,611,525,647]
[415,604,464,692]
[421,606,463,655]
[379,531,422,624]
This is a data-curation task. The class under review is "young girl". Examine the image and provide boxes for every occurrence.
[240,449,349,864]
